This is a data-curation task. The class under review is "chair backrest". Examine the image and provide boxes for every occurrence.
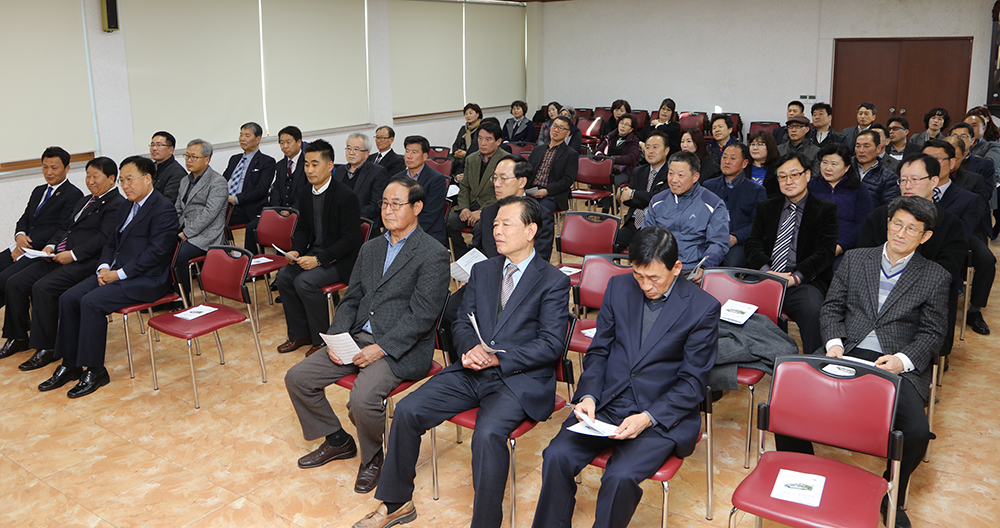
[631,110,648,130]
[576,156,613,186]
[579,256,633,309]
[593,107,613,124]
[679,112,708,133]
[577,117,603,139]
[650,110,659,122]
[576,108,594,118]
[556,314,577,384]
[748,121,780,136]
[201,246,253,304]
[701,267,787,325]
[256,207,299,251]
[359,218,374,241]
[559,212,619,258]
[508,142,534,157]
[425,158,452,176]
[429,146,450,158]
[766,356,901,458]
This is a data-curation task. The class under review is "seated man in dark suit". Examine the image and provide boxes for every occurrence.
[0,146,83,358]
[149,131,186,204]
[245,125,308,254]
[936,137,988,203]
[527,115,579,216]
[334,132,389,228]
[703,143,768,267]
[284,178,449,494]
[172,139,229,304]
[808,102,843,148]
[471,155,554,262]
[448,120,509,257]
[951,122,996,204]
[223,121,277,252]
[368,126,406,177]
[275,139,363,357]
[2,157,123,370]
[840,102,877,151]
[395,135,447,245]
[531,226,719,528]
[745,152,839,355]
[786,195,950,528]
[37,156,179,398]
[355,195,570,528]
[616,131,671,252]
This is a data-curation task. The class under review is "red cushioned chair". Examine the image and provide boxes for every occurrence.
[583,385,715,526]
[631,109,648,131]
[729,355,903,528]
[748,121,780,137]
[701,267,787,469]
[570,156,615,214]
[555,211,620,288]
[593,107,613,125]
[425,157,452,177]
[429,315,576,528]
[244,206,298,330]
[145,246,265,409]
[577,116,603,152]
[506,141,534,157]
[322,218,374,322]
[679,112,708,134]
[428,146,450,159]
[576,107,594,118]
[569,255,632,366]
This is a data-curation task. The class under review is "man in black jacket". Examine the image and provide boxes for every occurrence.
[616,131,671,252]
[275,140,363,357]
[368,126,406,176]
[527,116,579,216]
[149,131,186,203]
[245,125,308,253]
[335,132,389,228]
[223,122,277,252]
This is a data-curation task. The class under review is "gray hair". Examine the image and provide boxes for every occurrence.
[188,138,213,158]
[347,132,371,151]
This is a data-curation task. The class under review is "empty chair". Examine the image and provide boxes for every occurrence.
[425,158,452,177]
[428,146,450,159]
[244,206,298,328]
[507,142,534,157]
[555,211,620,287]
[679,112,708,134]
[570,156,614,213]
[748,121,781,136]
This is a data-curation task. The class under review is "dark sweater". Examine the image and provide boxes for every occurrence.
[807,177,873,251]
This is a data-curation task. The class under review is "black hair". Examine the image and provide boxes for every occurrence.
[659,98,679,122]
[611,99,631,113]
[817,143,861,189]
[870,124,888,143]
[377,125,395,139]
[629,226,679,269]
[404,135,430,154]
[511,100,528,114]
[86,156,118,180]
[711,114,733,129]
[788,100,805,113]
[887,116,909,130]
[811,102,833,115]
[464,103,483,120]
[152,131,176,147]
[553,115,574,129]
[774,151,812,175]
[495,195,543,239]
[303,138,335,164]
[617,113,636,130]
[645,130,670,150]
[923,138,956,159]
[888,195,938,231]
[901,153,941,179]
[724,142,751,163]
[120,155,156,176]
[41,146,70,167]
[278,125,302,142]
[498,154,532,181]
[949,122,974,136]
[669,151,701,174]
[479,120,503,141]
[858,102,877,114]
[241,122,263,137]
[924,108,951,129]
[387,175,426,205]
[681,127,709,162]
[857,129,882,146]
[747,130,780,166]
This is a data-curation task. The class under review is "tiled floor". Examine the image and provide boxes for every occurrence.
[1,244,998,527]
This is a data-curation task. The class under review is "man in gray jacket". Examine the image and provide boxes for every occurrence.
[642,151,730,283]
[172,139,229,304]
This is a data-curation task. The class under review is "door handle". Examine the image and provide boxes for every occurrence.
[900,109,906,115]
[889,108,896,114]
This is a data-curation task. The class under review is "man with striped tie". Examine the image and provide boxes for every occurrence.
[222,122,276,252]
[745,151,839,354]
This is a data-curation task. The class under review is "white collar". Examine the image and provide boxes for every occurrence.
[311,178,332,195]
[882,243,916,268]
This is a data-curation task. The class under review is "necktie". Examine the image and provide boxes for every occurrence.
[287,158,293,178]
[375,152,384,164]
[58,196,97,252]
[771,202,797,273]
[634,168,658,228]
[500,263,517,311]
[228,156,247,196]
[120,202,140,232]
[34,187,53,216]
[933,187,942,202]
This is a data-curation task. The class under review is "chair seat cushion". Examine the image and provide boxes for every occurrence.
[737,367,765,386]
[571,190,613,202]
[448,395,567,439]
[590,447,685,482]
[732,450,887,528]
[570,318,596,354]
[116,293,181,315]
[323,282,348,295]
[147,302,248,339]
[248,254,286,278]
[560,263,582,287]
[335,361,444,397]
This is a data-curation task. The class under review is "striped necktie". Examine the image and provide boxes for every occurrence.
[634,167,658,228]
[933,187,942,202]
[771,202,797,273]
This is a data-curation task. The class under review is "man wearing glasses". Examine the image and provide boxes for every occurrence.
[777,114,820,174]
[334,133,389,228]
[367,126,405,176]
[448,121,510,258]
[527,115,579,216]
[285,177,449,494]
[745,152,839,355]
[149,131,186,203]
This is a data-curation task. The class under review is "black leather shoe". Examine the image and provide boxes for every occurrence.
[881,497,911,528]
[354,450,384,493]
[38,365,84,392]
[67,368,110,398]
[968,310,990,335]
[0,337,30,359]
[19,349,55,371]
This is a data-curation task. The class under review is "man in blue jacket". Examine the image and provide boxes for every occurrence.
[643,151,730,282]
[703,144,767,267]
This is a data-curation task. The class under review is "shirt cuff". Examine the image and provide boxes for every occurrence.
[96,263,110,276]
[825,338,844,353]
[15,231,26,238]
[69,250,78,262]
[45,244,55,251]
[116,268,127,280]
[643,411,659,427]
[578,394,597,405]
[792,271,804,286]
[894,353,915,373]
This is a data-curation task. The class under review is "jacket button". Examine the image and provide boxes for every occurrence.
[490,340,495,346]
[631,373,637,379]
[369,311,374,316]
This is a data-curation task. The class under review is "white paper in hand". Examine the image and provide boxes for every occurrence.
[319,333,362,365]
[447,184,460,198]
[568,411,618,437]
[450,248,487,283]
[770,469,826,507]
[271,244,298,261]
[468,313,505,353]
[720,299,758,325]
[21,248,49,259]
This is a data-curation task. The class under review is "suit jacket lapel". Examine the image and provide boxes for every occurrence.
[121,195,153,239]
[864,248,881,317]
[378,230,418,288]
[633,281,690,366]
[493,257,543,336]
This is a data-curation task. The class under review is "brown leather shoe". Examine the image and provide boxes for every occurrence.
[297,436,357,469]
[354,450,384,493]
[277,337,311,354]
[305,344,324,357]
[352,501,416,528]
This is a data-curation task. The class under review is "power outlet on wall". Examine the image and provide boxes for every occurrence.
[798,94,818,100]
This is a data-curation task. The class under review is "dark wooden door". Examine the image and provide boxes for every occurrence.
[832,38,972,135]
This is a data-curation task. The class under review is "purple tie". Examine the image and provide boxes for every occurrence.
[56,196,96,252]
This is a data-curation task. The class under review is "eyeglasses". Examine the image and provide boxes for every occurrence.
[119,175,145,186]
[551,124,570,131]
[776,170,807,182]
[888,220,925,237]
[345,146,368,153]
[489,175,518,183]
[149,142,170,148]
[888,126,905,132]
[380,200,412,210]
[184,154,206,160]
[374,136,391,140]
[749,142,767,148]
[953,133,973,140]
[897,175,932,186]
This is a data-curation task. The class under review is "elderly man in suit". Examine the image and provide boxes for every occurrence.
[355,195,570,528]
[334,132,389,228]
[2,157,123,371]
[615,131,672,252]
[223,121,277,253]
[470,155,554,261]
[171,139,229,305]
[784,195,950,528]
[531,226,719,528]
[284,177,449,493]
[275,140,363,357]
[37,156,179,398]
[745,152,839,355]
[527,115,579,216]
[368,126,406,177]
[245,125,308,254]
[448,120,509,257]
[149,131,186,204]
[395,136,447,245]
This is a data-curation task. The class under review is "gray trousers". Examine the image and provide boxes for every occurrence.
[284,332,403,464]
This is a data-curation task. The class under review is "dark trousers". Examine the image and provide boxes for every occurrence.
[3,259,90,348]
[172,241,206,304]
[969,236,995,308]
[275,262,340,345]
[229,206,259,254]
[54,275,140,369]
[532,403,678,528]
[376,368,529,528]
[446,209,477,258]
[774,350,931,507]
[244,215,261,254]
[721,244,747,267]
[783,283,825,354]
[0,249,39,309]
[537,196,561,216]
[614,222,639,254]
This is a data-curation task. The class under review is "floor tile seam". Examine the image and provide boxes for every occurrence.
[84,461,232,514]
[241,492,308,526]
[0,472,115,526]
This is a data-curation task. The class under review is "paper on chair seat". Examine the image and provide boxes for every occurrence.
[320,333,361,365]
[720,299,758,325]
[581,327,597,338]
[559,266,581,276]
[770,469,826,507]
[250,256,272,266]
[174,305,218,320]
